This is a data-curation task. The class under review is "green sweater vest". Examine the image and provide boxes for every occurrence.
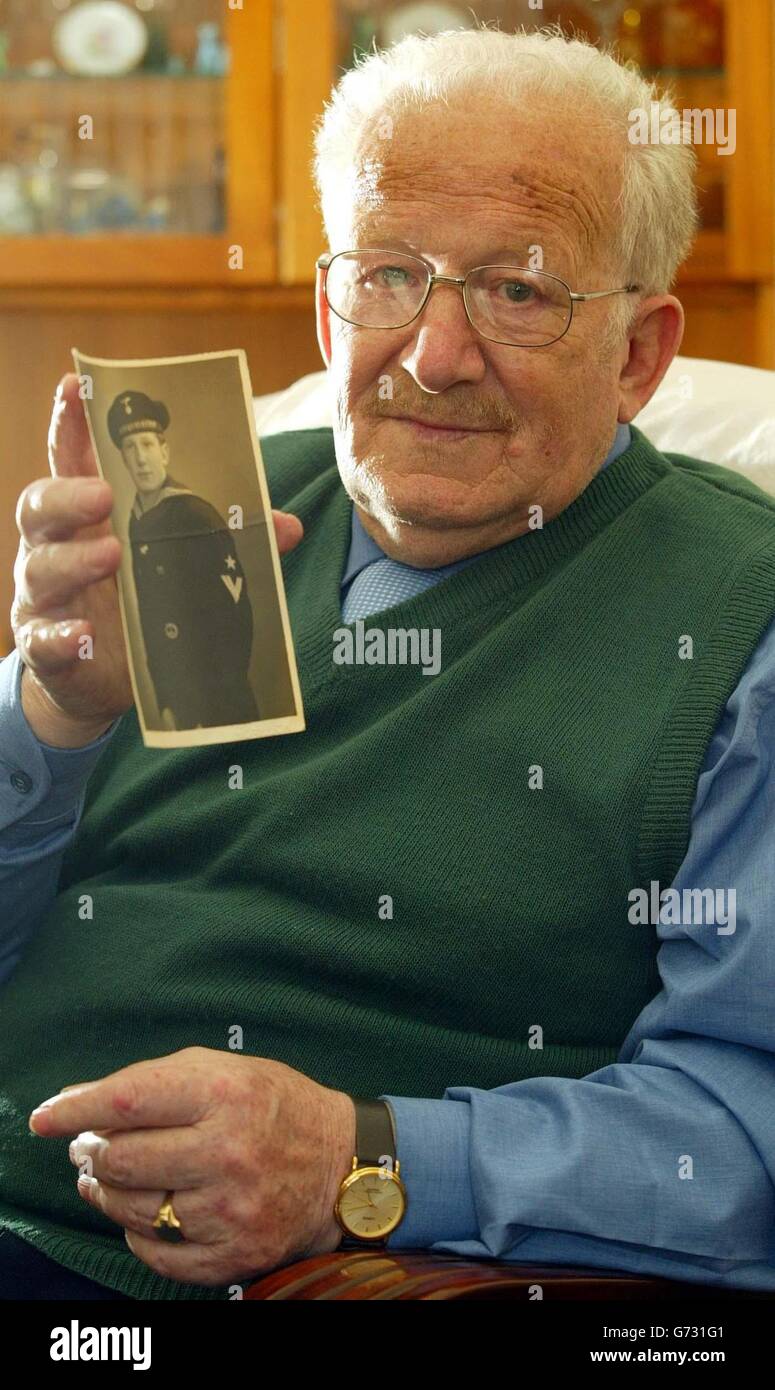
[2,425,775,1300]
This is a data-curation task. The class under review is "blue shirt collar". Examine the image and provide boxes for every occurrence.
[341,422,632,589]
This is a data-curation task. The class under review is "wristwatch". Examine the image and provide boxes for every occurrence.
[335,1097,407,1247]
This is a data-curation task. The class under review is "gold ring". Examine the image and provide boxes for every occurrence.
[152,1191,185,1243]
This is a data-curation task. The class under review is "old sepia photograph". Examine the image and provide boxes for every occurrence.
[71,348,304,748]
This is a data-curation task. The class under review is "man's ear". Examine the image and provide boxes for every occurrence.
[617,294,684,423]
[315,267,333,368]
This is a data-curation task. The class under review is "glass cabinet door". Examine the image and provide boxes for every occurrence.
[0,0,275,283]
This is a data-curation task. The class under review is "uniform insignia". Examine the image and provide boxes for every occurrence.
[164,622,179,640]
[140,544,149,554]
[225,554,237,570]
[221,574,243,604]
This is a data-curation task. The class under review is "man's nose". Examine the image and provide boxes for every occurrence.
[398,281,487,393]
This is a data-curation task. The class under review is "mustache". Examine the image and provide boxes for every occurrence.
[371,395,520,432]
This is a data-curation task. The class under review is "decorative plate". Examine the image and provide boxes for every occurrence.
[53,1,148,78]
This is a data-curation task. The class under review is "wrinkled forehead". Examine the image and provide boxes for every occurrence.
[329,98,621,277]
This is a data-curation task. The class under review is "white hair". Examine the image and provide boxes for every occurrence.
[312,23,700,344]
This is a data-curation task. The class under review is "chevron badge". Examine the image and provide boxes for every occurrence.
[221,573,243,604]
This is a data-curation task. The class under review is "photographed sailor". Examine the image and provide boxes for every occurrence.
[107,389,258,729]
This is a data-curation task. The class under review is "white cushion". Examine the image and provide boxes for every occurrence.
[637,356,775,494]
[254,355,775,495]
[253,372,333,437]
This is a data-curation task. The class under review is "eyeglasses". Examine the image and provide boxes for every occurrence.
[316,249,639,348]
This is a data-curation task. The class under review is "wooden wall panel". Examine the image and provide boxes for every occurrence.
[677,282,763,365]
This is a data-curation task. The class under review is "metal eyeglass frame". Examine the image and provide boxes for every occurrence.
[316,249,640,348]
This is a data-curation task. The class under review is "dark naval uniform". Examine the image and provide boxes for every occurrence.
[109,391,259,730]
[128,481,258,728]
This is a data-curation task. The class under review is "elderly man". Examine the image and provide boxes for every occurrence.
[1,27,775,1299]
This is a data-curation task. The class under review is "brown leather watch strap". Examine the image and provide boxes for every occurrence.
[351,1097,396,1167]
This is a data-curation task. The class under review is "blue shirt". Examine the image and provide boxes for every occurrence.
[2,422,775,1289]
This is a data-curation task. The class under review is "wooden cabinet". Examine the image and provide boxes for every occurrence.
[0,2,771,336]
[1,4,772,322]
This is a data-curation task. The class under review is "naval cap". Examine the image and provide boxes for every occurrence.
[108,391,170,448]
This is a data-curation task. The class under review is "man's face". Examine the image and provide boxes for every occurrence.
[316,96,662,566]
[121,430,169,492]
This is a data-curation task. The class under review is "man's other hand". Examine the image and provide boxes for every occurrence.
[28,1046,355,1288]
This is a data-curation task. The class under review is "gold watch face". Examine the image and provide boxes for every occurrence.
[336,1166,406,1240]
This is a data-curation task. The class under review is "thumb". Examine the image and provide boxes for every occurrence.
[47,373,99,481]
[273,509,304,555]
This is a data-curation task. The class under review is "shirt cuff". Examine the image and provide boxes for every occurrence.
[0,649,120,832]
[379,1095,479,1249]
